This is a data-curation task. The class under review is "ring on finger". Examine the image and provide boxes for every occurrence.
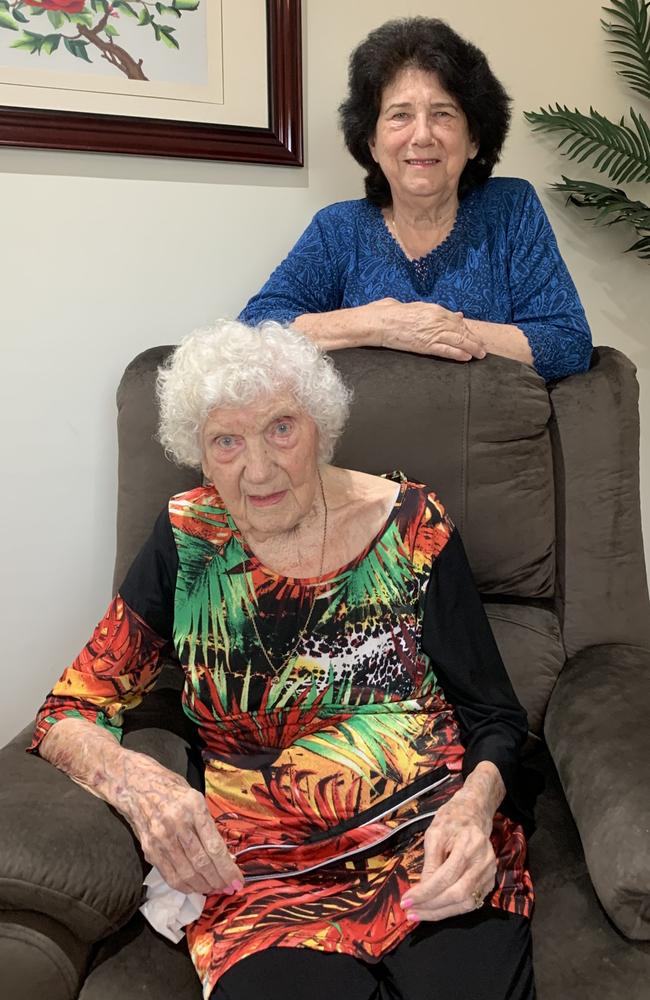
[471,887,485,909]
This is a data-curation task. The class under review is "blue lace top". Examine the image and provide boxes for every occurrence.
[239,177,592,382]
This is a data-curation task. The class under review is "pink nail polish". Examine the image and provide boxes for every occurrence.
[406,912,420,922]
[222,885,235,896]
[401,898,413,910]
[231,879,244,892]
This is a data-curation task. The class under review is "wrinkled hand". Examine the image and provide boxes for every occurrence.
[372,298,486,362]
[401,789,497,922]
[112,750,244,896]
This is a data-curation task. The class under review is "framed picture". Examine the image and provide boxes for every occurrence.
[0,0,303,165]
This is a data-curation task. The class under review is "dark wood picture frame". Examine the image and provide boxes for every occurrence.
[0,0,303,166]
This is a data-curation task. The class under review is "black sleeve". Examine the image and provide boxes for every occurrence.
[421,527,535,828]
[118,506,178,643]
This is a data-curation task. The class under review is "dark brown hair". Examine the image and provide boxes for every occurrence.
[339,17,512,205]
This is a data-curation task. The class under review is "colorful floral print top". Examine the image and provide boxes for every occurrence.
[30,479,533,999]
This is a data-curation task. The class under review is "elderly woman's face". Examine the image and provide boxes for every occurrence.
[201,394,320,541]
[369,66,478,206]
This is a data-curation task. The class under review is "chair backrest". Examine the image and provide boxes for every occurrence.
[333,348,555,598]
[115,348,554,594]
[114,346,650,738]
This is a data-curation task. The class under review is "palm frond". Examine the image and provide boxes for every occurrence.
[553,176,650,258]
[341,522,413,612]
[601,0,650,100]
[523,105,650,183]
[295,708,418,783]
[173,529,253,669]
[627,234,650,254]
[524,1,650,263]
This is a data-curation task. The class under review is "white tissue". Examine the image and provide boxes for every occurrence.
[140,866,206,943]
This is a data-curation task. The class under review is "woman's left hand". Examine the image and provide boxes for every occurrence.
[401,788,497,922]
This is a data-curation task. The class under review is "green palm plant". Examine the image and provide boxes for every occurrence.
[524,0,650,260]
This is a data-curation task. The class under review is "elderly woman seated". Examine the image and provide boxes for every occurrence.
[30,321,534,1000]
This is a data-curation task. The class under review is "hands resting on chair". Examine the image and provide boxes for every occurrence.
[40,717,501,916]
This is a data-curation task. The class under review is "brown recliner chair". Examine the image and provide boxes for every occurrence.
[2,346,650,1000]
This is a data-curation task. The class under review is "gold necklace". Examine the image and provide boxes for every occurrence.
[388,209,456,259]
[248,469,328,678]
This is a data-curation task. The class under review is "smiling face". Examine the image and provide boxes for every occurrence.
[368,66,478,207]
[201,394,321,542]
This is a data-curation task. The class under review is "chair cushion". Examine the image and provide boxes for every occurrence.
[484,603,565,736]
[333,349,555,598]
[79,914,202,1000]
[0,911,90,1000]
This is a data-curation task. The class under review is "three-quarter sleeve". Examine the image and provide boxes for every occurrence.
[420,526,532,822]
[507,182,592,382]
[238,211,343,325]
[28,507,178,754]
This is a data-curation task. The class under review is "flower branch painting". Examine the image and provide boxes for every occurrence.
[0,0,304,167]
[0,0,201,81]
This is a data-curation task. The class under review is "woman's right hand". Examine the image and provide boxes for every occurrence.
[38,716,243,896]
[112,749,244,896]
[370,298,486,361]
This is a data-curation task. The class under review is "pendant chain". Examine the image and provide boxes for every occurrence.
[388,208,455,270]
[248,469,328,678]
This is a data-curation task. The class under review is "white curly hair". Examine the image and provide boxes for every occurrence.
[156,320,353,469]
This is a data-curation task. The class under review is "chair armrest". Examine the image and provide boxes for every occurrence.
[0,910,91,1000]
[544,643,650,939]
[0,696,191,944]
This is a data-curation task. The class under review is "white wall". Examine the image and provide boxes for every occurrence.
[1,0,648,744]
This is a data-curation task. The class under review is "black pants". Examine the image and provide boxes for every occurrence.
[210,908,534,1000]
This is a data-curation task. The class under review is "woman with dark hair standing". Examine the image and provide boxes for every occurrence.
[240,17,592,382]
